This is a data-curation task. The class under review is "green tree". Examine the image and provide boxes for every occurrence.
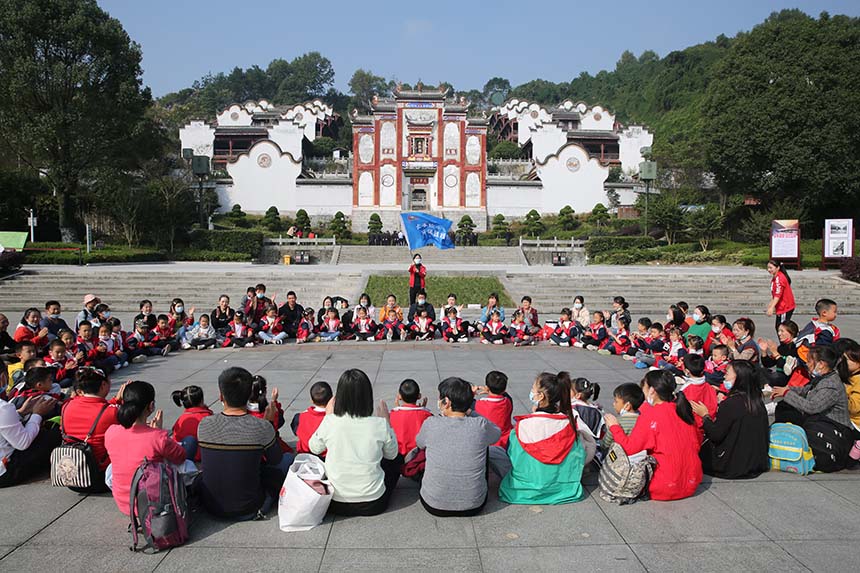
[491,213,509,238]
[142,157,194,252]
[606,188,621,209]
[274,52,335,104]
[262,206,284,232]
[349,69,389,111]
[457,215,476,237]
[524,209,544,237]
[607,166,623,183]
[488,140,524,160]
[0,169,49,231]
[737,199,807,243]
[558,205,579,231]
[295,209,311,233]
[367,213,383,233]
[684,203,724,251]
[329,211,351,239]
[648,195,685,245]
[0,0,154,239]
[483,77,512,100]
[589,203,610,230]
[310,136,337,158]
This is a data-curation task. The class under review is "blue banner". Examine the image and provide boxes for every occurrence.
[400,212,455,250]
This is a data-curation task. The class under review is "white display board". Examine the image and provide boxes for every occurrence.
[824,218,853,258]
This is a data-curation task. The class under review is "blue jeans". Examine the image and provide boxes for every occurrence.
[319,331,340,341]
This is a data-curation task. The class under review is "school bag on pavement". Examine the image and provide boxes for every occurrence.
[598,442,656,504]
[802,415,853,473]
[129,458,190,552]
[50,404,109,489]
[768,422,815,475]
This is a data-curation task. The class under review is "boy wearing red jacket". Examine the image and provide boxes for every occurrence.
[377,308,407,341]
[153,314,179,354]
[441,306,469,343]
[473,371,513,448]
[388,379,432,456]
[76,321,120,372]
[291,382,332,455]
[44,339,78,389]
[223,311,255,348]
[125,319,166,361]
[352,306,377,341]
[679,354,717,441]
[296,308,319,344]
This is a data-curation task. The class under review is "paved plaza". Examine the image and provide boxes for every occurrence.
[1,341,860,572]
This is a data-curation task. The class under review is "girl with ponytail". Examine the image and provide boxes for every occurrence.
[104,381,186,516]
[498,371,587,505]
[171,385,212,461]
[604,370,703,501]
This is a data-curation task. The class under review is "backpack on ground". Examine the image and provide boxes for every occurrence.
[598,442,656,504]
[50,404,109,489]
[768,422,815,475]
[129,458,190,552]
[802,415,853,473]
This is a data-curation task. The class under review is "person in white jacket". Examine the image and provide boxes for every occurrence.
[183,314,218,350]
[0,395,60,487]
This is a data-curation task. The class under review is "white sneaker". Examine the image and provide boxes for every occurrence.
[400,329,407,341]
[122,362,129,368]
[386,329,393,342]
[513,341,521,347]
[765,401,777,415]
[275,339,283,345]
[115,362,123,370]
[548,339,557,345]
[366,337,375,342]
[197,345,205,351]
[245,342,255,348]
[559,341,570,347]
[586,344,598,351]
[573,341,584,348]
[162,346,171,357]
[493,339,503,345]
[131,355,147,363]
[458,336,469,343]
[481,339,489,345]
[181,342,191,350]
[529,340,536,346]
[622,354,635,361]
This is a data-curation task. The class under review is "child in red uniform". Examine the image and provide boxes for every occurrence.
[508,310,536,346]
[223,311,255,348]
[473,371,513,447]
[678,354,717,441]
[632,323,667,368]
[291,381,332,455]
[624,318,653,359]
[296,308,319,344]
[578,311,609,351]
[247,375,291,453]
[98,323,128,369]
[549,308,575,347]
[258,305,287,345]
[9,367,64,417]
[76,321,120,372]
[377,308,407,342]
[656,328,689,375]
[481,310,508,345]
[352,306,377,341]
[44,339,78,389]
[441,306,469,343]
[388,379,432,455]
[604,370,702,501]
[704,344,730,387]
[171,385,212,461]
[153,314,179,355]
[410,307,435,341]
[600,316,632,356]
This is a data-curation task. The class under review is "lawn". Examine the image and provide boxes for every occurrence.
[364,275,513,308]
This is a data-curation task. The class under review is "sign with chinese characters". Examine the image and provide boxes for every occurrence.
[771,220,800,259]
[824,219,853,258]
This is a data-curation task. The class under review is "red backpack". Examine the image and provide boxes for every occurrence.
[129,458,190,552]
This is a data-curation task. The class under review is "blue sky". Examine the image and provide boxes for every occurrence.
[98,0,860,97]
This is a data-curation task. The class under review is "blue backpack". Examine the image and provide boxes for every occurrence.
[769,423,815,475]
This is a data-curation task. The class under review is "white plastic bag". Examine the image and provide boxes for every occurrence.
[278,454,333,532]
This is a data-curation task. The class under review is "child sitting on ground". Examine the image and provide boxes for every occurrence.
[410,307,436,341]
[6,341,36,392]
[10,366,64,418]
[656,328,689,375]
[442,306,469,343]
[599,316,632,356]
[388,379,433,456]
[549,308,575,347]
[473,371,514,447]
[790,298,840,386]
[44,339,77,389]
[578,311,609,351]
[352,306,377,341]
[377,308,406,342]
[571,377,605,441]
[106,318,128,359]
[125,319,162,362]
[678,354,718,439]
[258,305,287,345]
[247,375,291,453]
[153,314,179,355]
[704,344,730,387]
[223,311,255,348]
[508,310,535,347]
[631,322,667,368]
[601,383,645,451]
[625,318,653,359]
[291,381,332,454]
[171,385,212,461]
[77,320,120,372]
[481,310,508,345]
[184,313,217,350]
[319,308,342,342]
[98,323,128,368]
[296,308,319,344]
[687,335,704,356]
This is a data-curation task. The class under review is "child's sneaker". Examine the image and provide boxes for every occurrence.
[275,339,283,345]
[559,341,570,347]
[244,342,255,348]
[573,341,584,348]
[400,329,408,341]
[181,342,191,350]
[548,339,557,345]
[622,354,635,361]
[493,339,503,345]
[459,336,469,343]
[366,337,375,342]
[197,344,205,351]
[481,338,489,345]
[122,361,129,368]
[634,361,649,369]
[162,346,171,357]
[386,329,393,342]
[529,339,536,346]
[131,355,147,364]
[597,349,611,356]
[513,340,520,347]
[586,344,598,351]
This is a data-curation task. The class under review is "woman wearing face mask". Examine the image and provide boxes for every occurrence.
[169,298,195,342]
[772,346,853,472]
[704,315,733,356]
[691,361,769,479]
[408,253,426,305]
[497,371,586,505]
[722,317,760,364]
[605,370,702,500]
[571,296,590,331]
[13,308,49,350]
[759,320,800,387]
[685,305,711,344]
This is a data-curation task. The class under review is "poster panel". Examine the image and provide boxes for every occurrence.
[770,219,800,259]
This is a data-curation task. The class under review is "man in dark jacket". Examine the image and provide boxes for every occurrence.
[278,291,304,338]
[407,290,437,323]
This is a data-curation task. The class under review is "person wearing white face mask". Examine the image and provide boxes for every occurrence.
[601,383,645,451]
[571,296,590,331]
[13,307,50,351]
[408,253,426,305]
[39,300,70,341]
[685,305,711,344]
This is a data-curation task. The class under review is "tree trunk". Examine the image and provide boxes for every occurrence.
[57,178,78,243]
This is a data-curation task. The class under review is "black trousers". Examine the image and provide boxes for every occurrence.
[409,286,422,305]
[775,310,794,332]
[0,425,61,488]
[328,456,402,516]
[420,494,487,517]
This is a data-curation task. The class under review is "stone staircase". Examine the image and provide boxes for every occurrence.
[501,271,860,315]
[335,245,525,265]
[0,266,365,323]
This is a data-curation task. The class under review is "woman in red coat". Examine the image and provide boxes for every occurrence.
[766,260,795,333]
[604,370,702,501]
[408,253,427,305]
[13,308,49,351]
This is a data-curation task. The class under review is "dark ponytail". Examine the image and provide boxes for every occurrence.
[250,374,268,410]
[613,296,629,310]
[536,371,577,430]
[644,370,694,426]
[172,385,204,409]
[573,377,600,401]
[117,381,155,429]
[768,259,791,285]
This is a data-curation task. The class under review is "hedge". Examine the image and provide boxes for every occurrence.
[841,257,860,283]
[169,249,251,262]
[24,248,166,265]
[585,236,658,258]
[188,230,263,256]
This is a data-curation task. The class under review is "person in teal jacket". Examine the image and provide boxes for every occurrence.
[498,371,586,505]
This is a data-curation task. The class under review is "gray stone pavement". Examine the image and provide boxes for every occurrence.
[2,341,860,572]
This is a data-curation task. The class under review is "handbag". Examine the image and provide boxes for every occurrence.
[278,454,333,532]
[50,403,109,488]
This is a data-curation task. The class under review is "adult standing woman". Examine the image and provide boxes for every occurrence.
[498,371,586,505]
[604,370,702,501]
[408,253,426,305]
[691,361,769,479]
[104,381,186,515]
[210,295,235,338]
[0,393,59,487]
[309,369,400,516]
[766,260,795,332]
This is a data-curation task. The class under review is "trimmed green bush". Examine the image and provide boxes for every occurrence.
[585,236,658,258]
[169,249,251,262]
[188,230,263,257]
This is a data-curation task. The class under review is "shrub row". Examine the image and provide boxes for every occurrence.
[169,249,251,262]
[841,257,860,283]
[188,230,263,256]
[585,236,658,258]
